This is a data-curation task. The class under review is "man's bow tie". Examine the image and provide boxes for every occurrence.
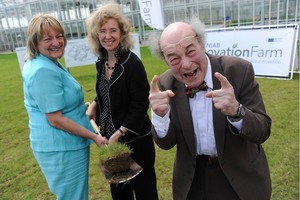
[185,81,208,98]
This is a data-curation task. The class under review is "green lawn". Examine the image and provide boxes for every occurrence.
[0,47,299,200]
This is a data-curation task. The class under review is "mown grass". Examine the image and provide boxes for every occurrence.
[0,47,299,200]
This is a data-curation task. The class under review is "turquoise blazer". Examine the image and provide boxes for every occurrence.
[22,54,92,152]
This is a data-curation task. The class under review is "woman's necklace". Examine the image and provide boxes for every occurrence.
[105,61,115,70]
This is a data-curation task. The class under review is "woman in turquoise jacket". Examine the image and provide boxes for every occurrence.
[22,13,108,200]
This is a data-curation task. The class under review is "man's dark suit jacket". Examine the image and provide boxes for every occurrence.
[152,54,272,200]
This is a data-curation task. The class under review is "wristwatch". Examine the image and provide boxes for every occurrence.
[231,103,246,119]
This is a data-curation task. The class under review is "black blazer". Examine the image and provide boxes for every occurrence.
[95,50,152,143]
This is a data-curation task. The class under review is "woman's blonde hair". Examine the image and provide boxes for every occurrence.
[25,13,67,60]
[86,1,133,57]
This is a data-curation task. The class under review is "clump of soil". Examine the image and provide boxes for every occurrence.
[102,152,134,174]
[99,143,133,174]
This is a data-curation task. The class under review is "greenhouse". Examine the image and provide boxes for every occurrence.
[0,0,299,52]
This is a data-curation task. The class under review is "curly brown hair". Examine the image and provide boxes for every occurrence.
[86,1,133,57]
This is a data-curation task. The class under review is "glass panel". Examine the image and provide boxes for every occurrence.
[263,0,271,25]
[269,0,279,24]
[173,7,185,21]
[30,2,43,15]
[64,22,72,39]
[211,0,224,27]
[198,1,211,27]
[278,0,288,23]
[0,0,299,52]
[164,9,175,25]
[240,0,254,26]
[254,0,264,25]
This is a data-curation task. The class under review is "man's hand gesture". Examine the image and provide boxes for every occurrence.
[206,72,239,116]
[149,75,175,117]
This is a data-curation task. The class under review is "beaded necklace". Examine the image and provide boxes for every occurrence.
[105,61,115,70]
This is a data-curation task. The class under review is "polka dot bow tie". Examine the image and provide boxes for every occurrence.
[185,81,208,98]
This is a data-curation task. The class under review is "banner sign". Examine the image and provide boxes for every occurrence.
[138,0,164,30]
[17,33,141,71]
[15,46,26,72]
[64,38,97,68]
[131,32,141,59]
[205,27,297,77]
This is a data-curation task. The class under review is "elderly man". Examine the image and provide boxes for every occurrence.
[149,19,272,200]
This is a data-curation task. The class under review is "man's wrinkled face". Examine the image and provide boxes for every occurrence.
[160,28,208,88]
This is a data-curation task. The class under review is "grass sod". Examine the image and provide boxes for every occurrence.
[0,47,298,200]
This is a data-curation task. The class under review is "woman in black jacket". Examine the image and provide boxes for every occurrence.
[86,2,158,200]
